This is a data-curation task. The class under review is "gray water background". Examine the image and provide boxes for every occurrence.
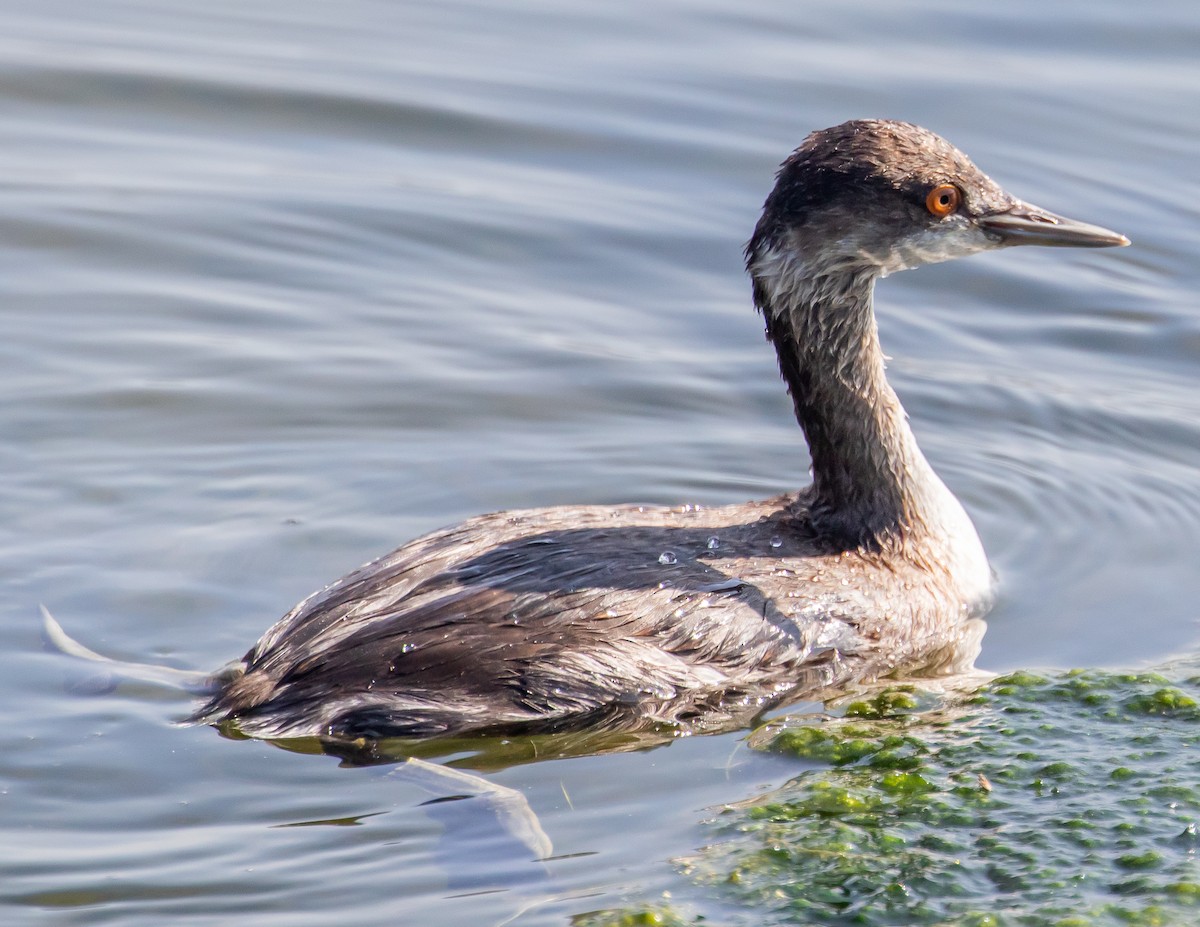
[1,0,1197,923]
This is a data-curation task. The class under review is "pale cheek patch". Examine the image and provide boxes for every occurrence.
[750,240,873,319]
[750,243,814,319]
[883,221,994,275]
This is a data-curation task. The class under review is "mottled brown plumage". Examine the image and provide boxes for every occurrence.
[191,119,1127,742]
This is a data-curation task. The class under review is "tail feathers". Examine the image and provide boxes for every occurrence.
[40,605,221,695]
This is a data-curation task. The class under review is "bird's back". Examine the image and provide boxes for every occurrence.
[195,493,982,740]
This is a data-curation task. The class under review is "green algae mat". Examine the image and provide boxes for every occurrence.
[579,664,1200,927]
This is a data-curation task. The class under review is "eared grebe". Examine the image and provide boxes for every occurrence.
[185,119,1127,741]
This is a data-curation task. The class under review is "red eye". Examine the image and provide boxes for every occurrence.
[925,184,960,218]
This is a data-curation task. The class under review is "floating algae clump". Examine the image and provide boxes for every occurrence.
[573,909,693,927]
[661,665,1200,926]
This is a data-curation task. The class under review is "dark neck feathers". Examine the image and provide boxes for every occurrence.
[749,237,942,549]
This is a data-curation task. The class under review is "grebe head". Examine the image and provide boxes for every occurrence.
[743,119,1127,549]
[747,119,1128,289]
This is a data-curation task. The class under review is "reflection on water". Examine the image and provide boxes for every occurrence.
[1,0,1197,924]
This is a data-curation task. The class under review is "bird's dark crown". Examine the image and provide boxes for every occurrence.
[746,119,1014,268]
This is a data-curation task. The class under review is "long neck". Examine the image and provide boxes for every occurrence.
[754,256,944,547]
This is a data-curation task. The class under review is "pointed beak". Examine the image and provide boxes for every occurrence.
[977,201,1130,249]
